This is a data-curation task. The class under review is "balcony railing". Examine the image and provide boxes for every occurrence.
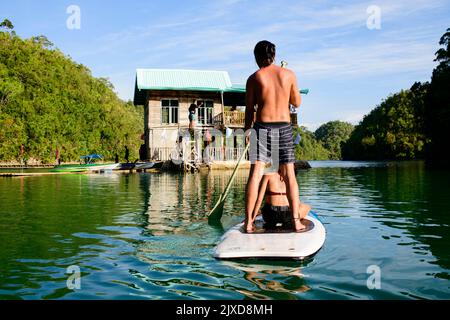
[205,147,248,162]
[149,147,175,161]
[149,146,248,162]
[214,111,245,127]
[214,111,298,127]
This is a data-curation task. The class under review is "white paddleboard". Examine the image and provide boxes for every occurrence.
[213,212,326,259]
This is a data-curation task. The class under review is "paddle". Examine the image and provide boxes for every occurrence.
[207,143,250,223]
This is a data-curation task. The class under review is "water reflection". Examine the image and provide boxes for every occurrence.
[221,260,311,299]
[0,162,449,299]
[137,171,250,235]
[84,166,450,299]
[346,162,450,273]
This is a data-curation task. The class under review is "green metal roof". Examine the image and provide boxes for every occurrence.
[136,68,232,91]
[224,84,246,93]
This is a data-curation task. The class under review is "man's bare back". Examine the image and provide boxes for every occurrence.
[245,64,301,128]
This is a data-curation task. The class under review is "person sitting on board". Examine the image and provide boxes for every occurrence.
[244,40,303,233]
[251,170,310,230]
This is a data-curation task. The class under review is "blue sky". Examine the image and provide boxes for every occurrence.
[1,0,449,130]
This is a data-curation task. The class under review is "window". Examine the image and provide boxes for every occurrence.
[161,99,179,124]
[197,100,214,125]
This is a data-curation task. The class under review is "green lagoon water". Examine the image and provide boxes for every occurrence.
[0,161,449,299]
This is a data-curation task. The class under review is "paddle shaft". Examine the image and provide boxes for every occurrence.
[208,143,250,218]
[222,143,250,199]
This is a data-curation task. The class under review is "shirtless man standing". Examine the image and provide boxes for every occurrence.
[244,40,303,233]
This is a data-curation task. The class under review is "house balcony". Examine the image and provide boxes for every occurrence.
[213,111,245,128]
[214,111,298,129]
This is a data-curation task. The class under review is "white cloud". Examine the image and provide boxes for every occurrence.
[302,122,322,131]
[341,111,365,124]
[291,39,437,79]
[301,111,365,132]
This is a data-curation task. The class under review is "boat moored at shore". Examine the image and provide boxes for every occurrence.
[51,154,120,172]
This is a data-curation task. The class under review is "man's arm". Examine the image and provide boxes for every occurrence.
[245,75,256,132]
[289,72,301,107]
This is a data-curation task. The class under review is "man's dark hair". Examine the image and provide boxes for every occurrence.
[254,40,276,66]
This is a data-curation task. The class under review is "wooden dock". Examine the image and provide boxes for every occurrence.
[0,164,55,169]
[0,167,162,177]
[0,171,88,177]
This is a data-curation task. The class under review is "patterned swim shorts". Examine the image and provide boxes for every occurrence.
[249,121,295,165]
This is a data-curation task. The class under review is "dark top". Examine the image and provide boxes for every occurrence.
[265,190,287,196]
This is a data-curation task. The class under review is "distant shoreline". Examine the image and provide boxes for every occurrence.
[0,161,105,168]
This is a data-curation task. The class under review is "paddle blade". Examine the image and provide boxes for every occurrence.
[208,198,225,223]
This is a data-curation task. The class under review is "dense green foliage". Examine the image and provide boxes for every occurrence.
[293,126,330,160]
[314,121,354,159]
[342,84,428,160]
[425,28,450,167]
[0,23,143,163]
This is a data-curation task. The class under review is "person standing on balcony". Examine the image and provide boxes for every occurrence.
[188,100,197,133]
[243,40,303,233]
